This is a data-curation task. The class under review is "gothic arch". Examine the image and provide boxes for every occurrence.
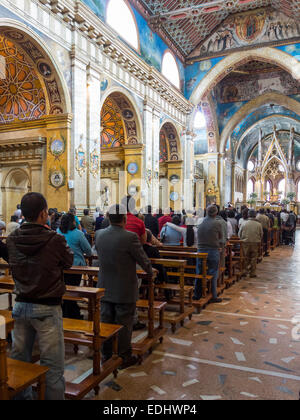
[0,18,71,116]
[190,47,300,106]
[222,93,300,155]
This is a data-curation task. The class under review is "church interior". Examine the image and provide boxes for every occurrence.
[0,0,300,402]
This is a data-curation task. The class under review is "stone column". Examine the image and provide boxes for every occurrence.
[143,101,153,208]
[70,47,89,212]
[86,64,101,210]
[182,130,195,211]
[152,108,161,212]
[231,161,236,204]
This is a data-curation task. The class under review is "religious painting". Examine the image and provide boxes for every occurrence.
[215,70,300,104]
[75,144,87,176]
[189,9,300,61]
[48,167,66,190]
[90,147,100,178]
[235,12,266,43]
[49,135,66,160]
[38,62,52,78]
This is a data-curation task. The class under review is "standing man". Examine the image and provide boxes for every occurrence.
[193,205,223,303]
[144,205,159,238]
[6,192,74,400]
[239,209,263,278]
[95,204,153,369]
[256,208,270,256]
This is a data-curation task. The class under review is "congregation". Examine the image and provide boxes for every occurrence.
[0,192,298,400]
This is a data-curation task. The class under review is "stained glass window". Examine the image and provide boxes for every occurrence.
[101,98,125,148]
[0,35,46,123]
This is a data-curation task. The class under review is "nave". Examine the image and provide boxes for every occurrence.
[58,234,300,401]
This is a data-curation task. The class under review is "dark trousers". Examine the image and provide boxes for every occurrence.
[62,273,82,319]
[263,229,269,254]
[101,301,136,360]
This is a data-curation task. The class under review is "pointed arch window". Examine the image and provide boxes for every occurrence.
[106,0,139,51]
[247,179,255,197]
[162,51,180,90]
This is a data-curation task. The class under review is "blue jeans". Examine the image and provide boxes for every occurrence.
[11,302,65,400]
[194,248,220,300]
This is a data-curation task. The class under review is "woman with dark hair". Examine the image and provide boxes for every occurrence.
[57,213,92,318]
[165,215,197,247]
[238,208,249,230]
[160,215,183,245]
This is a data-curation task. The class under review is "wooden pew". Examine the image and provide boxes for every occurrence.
[0,310,49,400]
[228,238,247,277]
[225,243,240,287]
[0,279,123,399]
[132,271,167,364]
[156,250,216,313]
[64,266,167,364]
[144,258,194,332]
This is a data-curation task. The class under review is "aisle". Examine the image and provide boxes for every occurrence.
[87,234,300,400]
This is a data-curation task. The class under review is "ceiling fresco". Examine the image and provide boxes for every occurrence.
[231,104,300,144]
[130,1,300,59]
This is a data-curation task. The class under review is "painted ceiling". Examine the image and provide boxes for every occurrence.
[130,0,300,59]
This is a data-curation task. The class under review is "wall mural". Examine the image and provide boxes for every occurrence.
[189,8,300,61]
[0,34,46,123]
[159,131,168,163]
[213,70,300,105]
[160,123,179,161]
[81,0,185,90]
[232,105,300,146]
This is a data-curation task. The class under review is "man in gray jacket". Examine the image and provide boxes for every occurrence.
[239,209,263,278]
[95,204,153,369]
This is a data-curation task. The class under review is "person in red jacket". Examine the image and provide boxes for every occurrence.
[122,196,146,244]
[158,208,172,233]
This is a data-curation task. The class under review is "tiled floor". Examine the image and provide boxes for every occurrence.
[2,233,300,400]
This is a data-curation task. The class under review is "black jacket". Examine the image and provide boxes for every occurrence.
[145,214,159,238]
[6,223,73,305]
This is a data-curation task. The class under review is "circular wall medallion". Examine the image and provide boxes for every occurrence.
[122,109,134,120]
[50,138,65,157]
[127,162,138,175]
[169,174,180,184]
[50,170,65,188]
[170,191,179,202]
[38,62,52,78]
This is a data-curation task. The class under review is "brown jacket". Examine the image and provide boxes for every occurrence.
[7,223,73,305]
[239,218,263,243]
